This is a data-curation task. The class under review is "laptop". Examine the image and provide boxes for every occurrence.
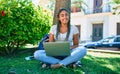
[43,41,70,56]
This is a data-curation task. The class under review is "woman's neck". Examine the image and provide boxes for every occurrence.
[61,23,67,27]
[60,23,68,34]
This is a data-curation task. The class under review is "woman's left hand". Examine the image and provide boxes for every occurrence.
[70,45,78,50]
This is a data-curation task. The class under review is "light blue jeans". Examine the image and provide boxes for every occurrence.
[34,46,87,66]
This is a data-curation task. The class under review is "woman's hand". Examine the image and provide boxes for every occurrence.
[49,33,54,42]
[70,33,79,50]
[70,45,78,50]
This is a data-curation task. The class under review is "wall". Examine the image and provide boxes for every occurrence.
[71,12,120,42]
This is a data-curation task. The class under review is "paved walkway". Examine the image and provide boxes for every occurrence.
[97,48,120,51]
[87,48,120,54]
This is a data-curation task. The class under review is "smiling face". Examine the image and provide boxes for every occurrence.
[58,10,69,25]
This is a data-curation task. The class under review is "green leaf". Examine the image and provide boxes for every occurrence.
[0,0,52,54]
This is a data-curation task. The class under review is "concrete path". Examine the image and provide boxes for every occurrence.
[87,48,120,54]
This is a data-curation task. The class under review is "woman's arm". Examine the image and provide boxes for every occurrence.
[70,33,79,49]
[49,33,54,42]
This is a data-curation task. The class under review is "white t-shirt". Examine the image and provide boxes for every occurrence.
[50,25,79,45]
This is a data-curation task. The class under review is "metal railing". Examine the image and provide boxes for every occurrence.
[84,7,111,14]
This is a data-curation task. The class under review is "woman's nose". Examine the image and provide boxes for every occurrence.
[63,15,67,18]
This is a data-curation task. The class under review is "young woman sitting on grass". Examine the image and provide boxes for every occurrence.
[34,8,87,68]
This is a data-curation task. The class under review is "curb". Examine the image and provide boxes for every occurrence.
[87,49,120,54]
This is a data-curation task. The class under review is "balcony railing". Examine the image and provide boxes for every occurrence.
[84,7,111,14]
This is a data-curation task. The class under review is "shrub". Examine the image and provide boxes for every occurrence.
[0,0,52,55]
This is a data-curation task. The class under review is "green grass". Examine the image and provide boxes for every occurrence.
[0,48,120,74]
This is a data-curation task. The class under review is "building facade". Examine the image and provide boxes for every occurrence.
[71,0,120,42]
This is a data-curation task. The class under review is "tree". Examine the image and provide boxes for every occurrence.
[47,0,55,11]
[111,0,120,14]
[0,0,52,55]
[71,0,87,12]
[52,0,88,25]
[107,0,120,14]
[53,0,71,25]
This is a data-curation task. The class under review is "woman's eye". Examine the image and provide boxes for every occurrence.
[65,14,68,16]
[60,14,68,17]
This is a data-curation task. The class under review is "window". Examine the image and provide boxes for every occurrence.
[94,0,102,13]
[103,37,114,43]
[116,37,120,42]
[96,0,98,6]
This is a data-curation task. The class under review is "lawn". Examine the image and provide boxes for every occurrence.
[0,48,120,74]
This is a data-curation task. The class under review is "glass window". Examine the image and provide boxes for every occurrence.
[96,0,98,6]
[116,37,120,42]
[103,37,114,43]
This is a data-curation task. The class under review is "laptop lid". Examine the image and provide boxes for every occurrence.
[43,41,70,56]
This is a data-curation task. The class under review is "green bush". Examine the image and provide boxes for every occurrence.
[0,0,52,54]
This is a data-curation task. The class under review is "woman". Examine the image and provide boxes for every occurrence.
[34,8,86,68]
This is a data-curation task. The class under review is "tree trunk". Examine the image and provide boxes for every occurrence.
[53,0,71,25]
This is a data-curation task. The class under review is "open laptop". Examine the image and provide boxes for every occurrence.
[43,41,70,56]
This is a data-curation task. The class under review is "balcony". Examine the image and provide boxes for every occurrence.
[84,7,111,14]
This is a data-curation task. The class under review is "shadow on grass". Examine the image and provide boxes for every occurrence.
[36,62,83,74]
[0,47,37,57]
[81,55,120,74]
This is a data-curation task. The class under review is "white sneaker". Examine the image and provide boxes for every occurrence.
[76,61,82,67]
[25,56,34,60]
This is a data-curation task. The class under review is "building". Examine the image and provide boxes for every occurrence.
[71,0,120,42]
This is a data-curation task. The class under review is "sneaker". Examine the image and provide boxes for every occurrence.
[25,56,34,60]
[76,61,82,67]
